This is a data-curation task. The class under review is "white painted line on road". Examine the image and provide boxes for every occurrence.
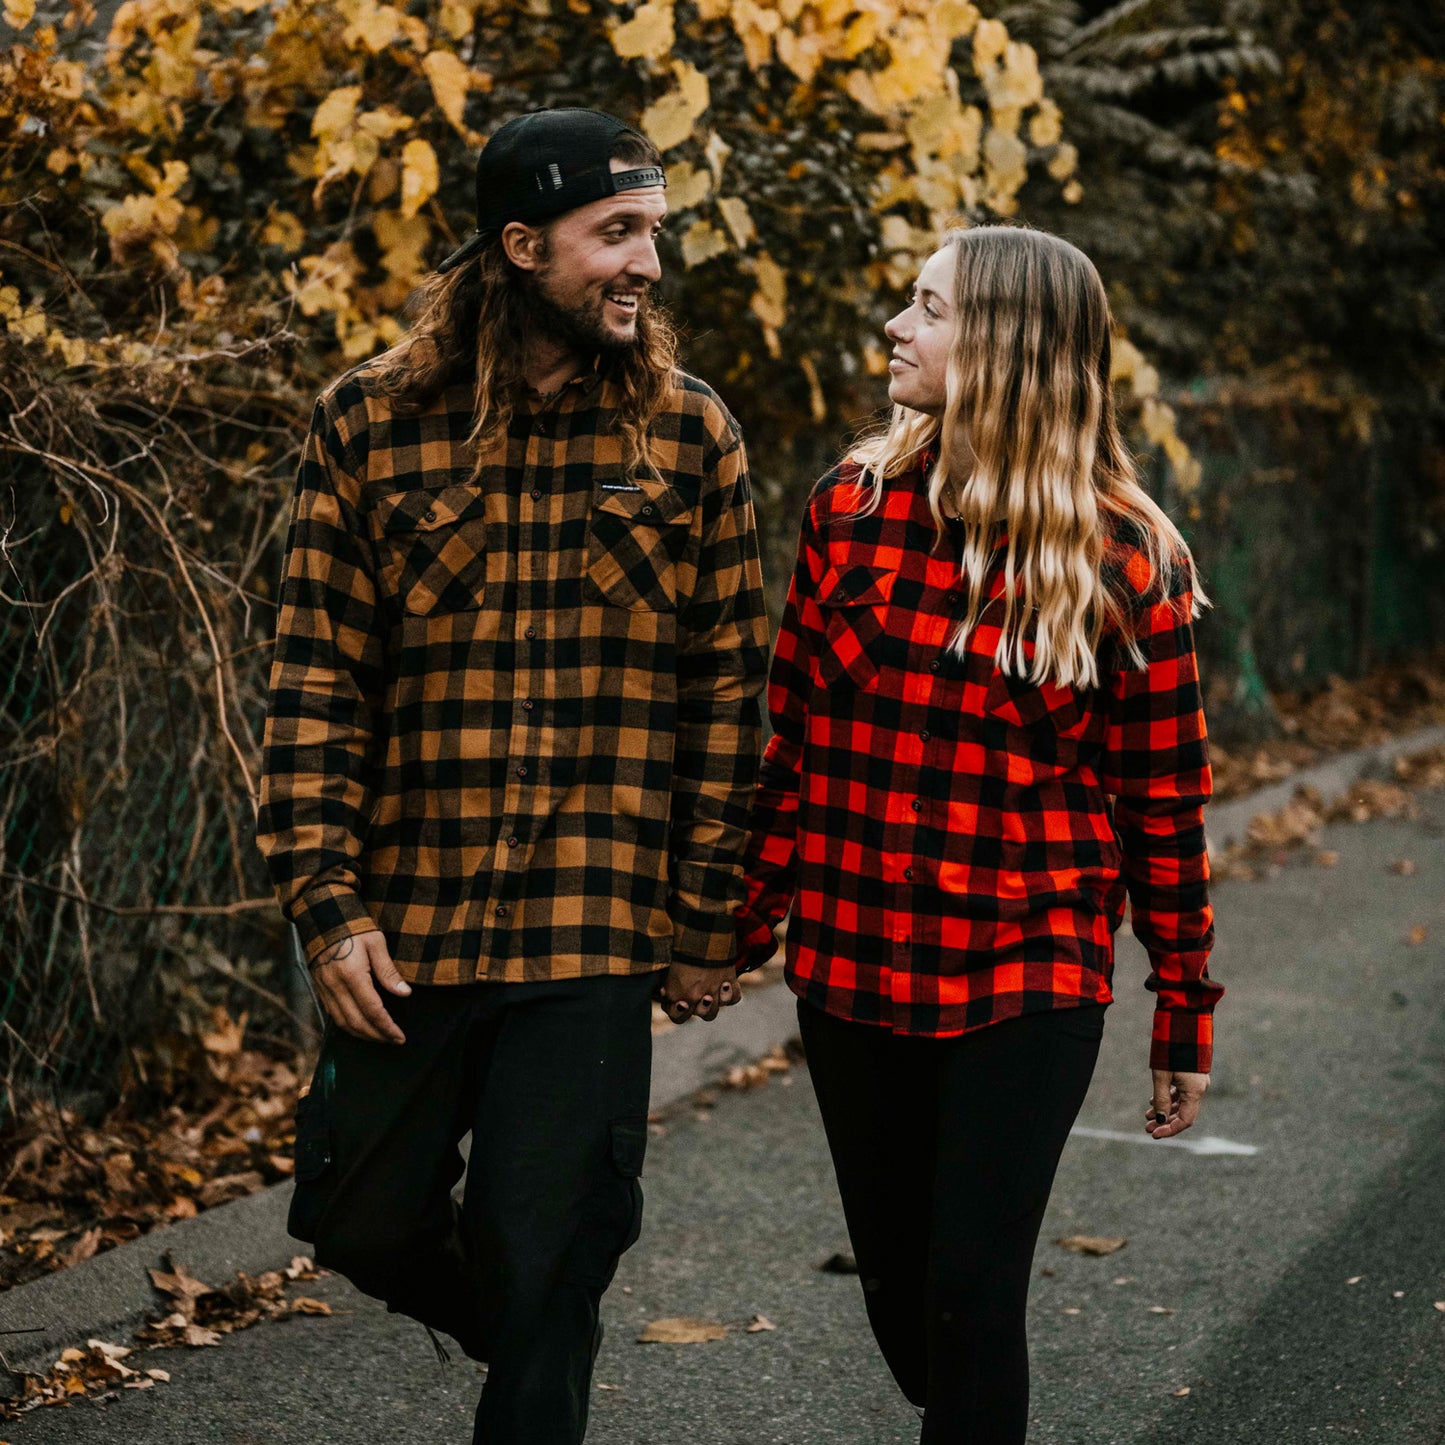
[1070,1126,1260,1157]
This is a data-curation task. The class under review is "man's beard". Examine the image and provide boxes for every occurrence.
[519,271,647,356]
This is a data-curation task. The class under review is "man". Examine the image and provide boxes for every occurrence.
[256,108,769,1443]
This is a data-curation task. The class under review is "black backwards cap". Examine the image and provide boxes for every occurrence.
[436,108,666,274]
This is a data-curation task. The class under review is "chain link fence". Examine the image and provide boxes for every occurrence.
[1,383,305,1116]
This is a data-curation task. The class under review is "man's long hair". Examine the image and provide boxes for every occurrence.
[851,224,1207,690]
[370,129,677,478]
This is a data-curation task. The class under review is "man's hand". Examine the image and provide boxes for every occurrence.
[659,963,741,1025]
[1144,1069,1209,1139]
[312,930,411,1045]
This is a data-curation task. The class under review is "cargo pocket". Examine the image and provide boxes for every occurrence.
[561,1117,647,1288]
[585,478,694,612]
[375,485,488,615]
[815,562,895,692]
[287,1052,335,1244]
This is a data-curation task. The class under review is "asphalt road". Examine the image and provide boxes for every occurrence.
[12,796,1445,1444]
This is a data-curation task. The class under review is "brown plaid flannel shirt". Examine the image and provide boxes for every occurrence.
[256,358,769,985]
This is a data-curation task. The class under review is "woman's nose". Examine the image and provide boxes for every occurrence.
[884,311,909,343]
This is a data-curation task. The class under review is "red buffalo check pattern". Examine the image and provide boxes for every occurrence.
[737,462,1222,1073]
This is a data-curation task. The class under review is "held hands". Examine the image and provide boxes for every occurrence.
[1144,1069,1209,1139]
[312,930,411,1045]
[658,963,742,1025]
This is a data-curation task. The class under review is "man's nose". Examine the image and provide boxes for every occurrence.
[627,237,663,284]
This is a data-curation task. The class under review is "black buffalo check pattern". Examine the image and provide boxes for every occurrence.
[737,463,1222,1073]
[257,359,770,985]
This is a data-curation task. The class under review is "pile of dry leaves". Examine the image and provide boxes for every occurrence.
[0,1010,306,1293]
[1215,745,1445,884]
[1211,652,1445,801]
[1,1256,327,1419]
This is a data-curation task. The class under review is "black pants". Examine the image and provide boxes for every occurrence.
[797,999,1105,1444]
[290,970,659,1445]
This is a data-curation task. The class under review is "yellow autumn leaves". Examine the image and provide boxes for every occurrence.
[605,0,1079,351]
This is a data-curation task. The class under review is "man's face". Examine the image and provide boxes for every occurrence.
[527,159,667,354]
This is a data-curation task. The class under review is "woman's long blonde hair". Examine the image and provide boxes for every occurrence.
[852,225,1206,690]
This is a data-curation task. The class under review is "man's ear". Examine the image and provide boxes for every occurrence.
[501,221,544,272]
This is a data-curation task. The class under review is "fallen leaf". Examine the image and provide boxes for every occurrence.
[1113,1276,1136,1286]
[289,1297,332,1316]
[182,1324,222,1347]
[1314,850,1339,867]
[86,1339,131,1361]
[146,1368,171,1381]
[1056,1235,1127,1257]
[1147,1305,1175,1315]
[1404,926,1427,946]
[1388,858,1417,876]
[1346,1276,1364,1285]
[746,1314,776,1332]
[1433,1301,1445,1312]
[149,1264,212,1301]
[636,1317,728,1344]
[1061,1306,1081,1315]
[64,1228,103,1267]
[1173,1386,1191,1397]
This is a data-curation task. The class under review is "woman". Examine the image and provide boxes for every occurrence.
[736,225,1223,1441]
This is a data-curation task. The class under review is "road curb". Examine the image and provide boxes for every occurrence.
[0,978,804,1378]
[5,721,1442,1378]
[1206,723,1445,853]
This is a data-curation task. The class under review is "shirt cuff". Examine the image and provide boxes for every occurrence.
[734,904,781,974]
[1149,1008,1214,1074]
[291,883,380,965]
[669,899,739,971]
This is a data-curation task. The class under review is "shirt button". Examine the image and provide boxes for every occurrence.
[904,867,914,881]
[911,798,922,812]
[495,905,507,917]
[423,509,437,523]
[928,660,941,673]
[507,836,519,848]
[525,627,536,640]
[516,765,527,778]
[920,729,931,742]
[641,503,654,517]
[530,488,542,501]
[532,419,545,434]
[945,591,959,606]
[522,699,534,712]
[834,587,848,601]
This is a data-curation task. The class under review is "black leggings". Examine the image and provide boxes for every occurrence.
[798,999,1105,1444]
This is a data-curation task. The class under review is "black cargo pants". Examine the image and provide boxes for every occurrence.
[290,969,659,1445]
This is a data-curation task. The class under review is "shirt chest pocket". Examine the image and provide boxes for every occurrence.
[983,657,1089,740]
[374,485,488,616]
[815,562,895,693]
[585,478,695,612]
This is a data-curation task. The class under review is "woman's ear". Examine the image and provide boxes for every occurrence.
[501,221,544,272]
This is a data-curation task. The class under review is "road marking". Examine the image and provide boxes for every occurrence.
[1070,1126,1260,1157]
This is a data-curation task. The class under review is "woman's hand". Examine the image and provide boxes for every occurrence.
[1144,1069,1209,1139]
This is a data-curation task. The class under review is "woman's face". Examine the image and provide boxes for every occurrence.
[883,246,955,416]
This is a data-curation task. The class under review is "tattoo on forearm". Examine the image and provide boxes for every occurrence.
[319,937,356,967]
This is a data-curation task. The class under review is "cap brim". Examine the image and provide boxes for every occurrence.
[435,231,488,275]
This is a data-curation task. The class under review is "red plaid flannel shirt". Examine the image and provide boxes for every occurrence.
[737,462,1222,1073]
